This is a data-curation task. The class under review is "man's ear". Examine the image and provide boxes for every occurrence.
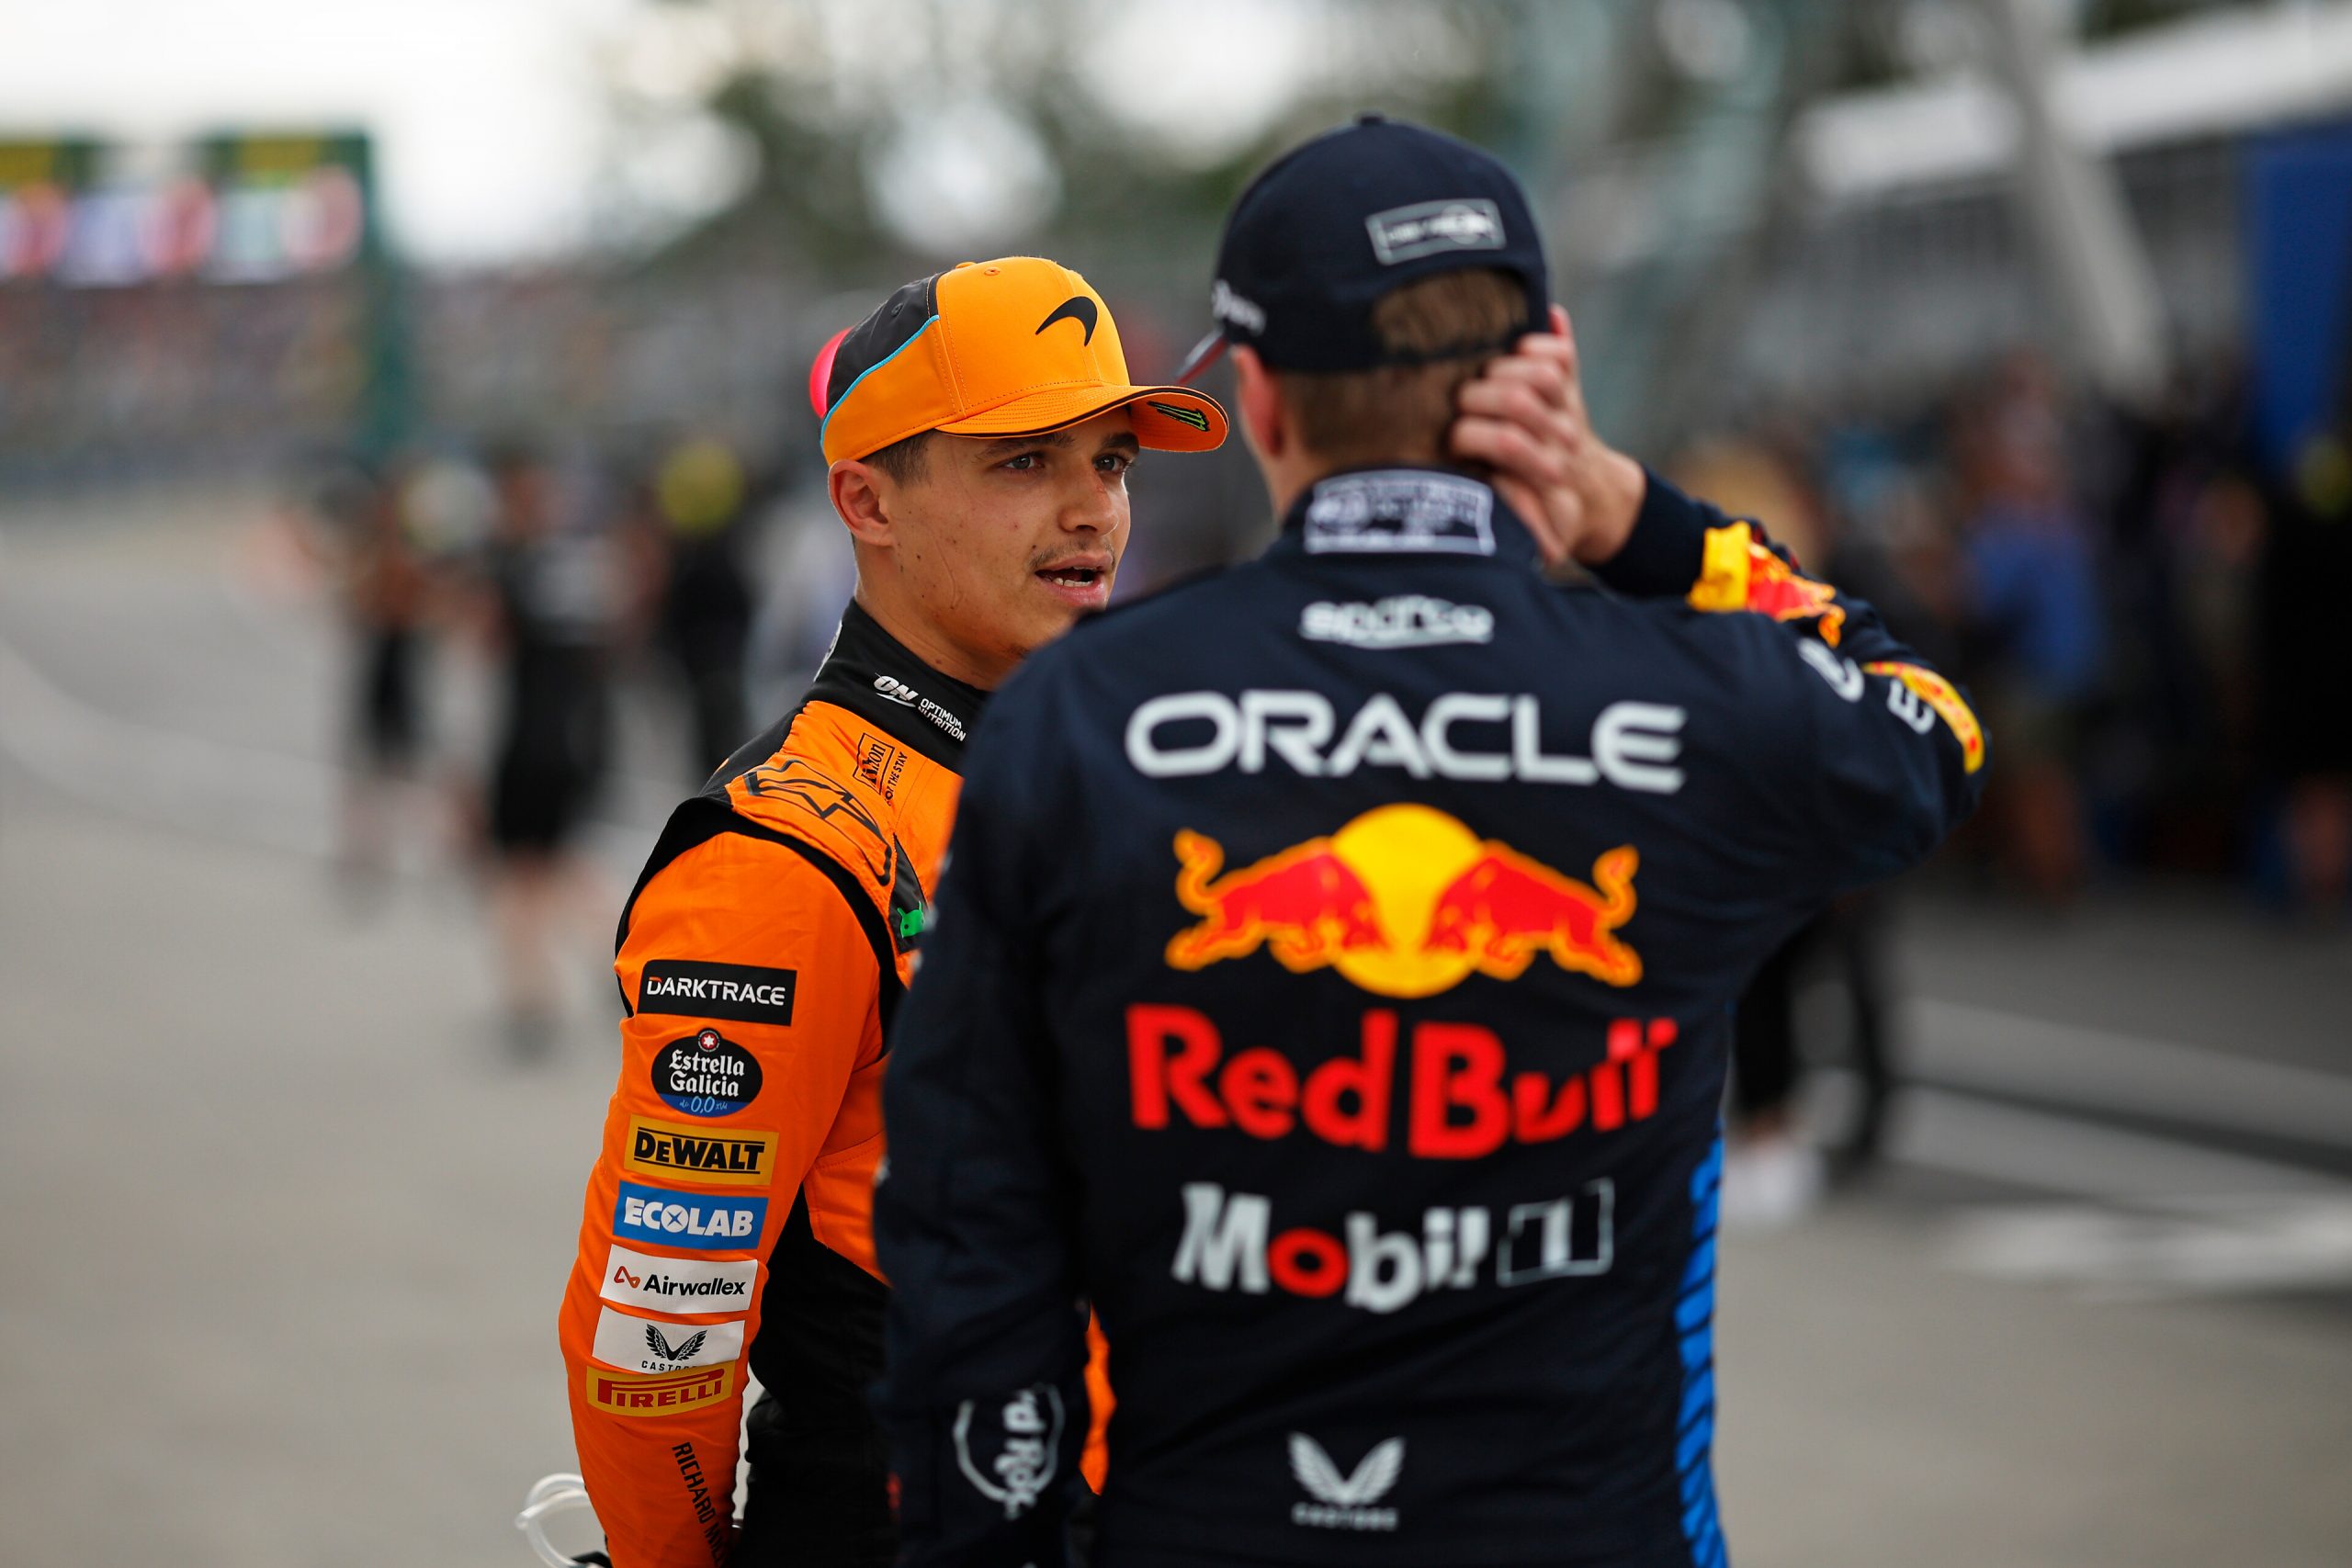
[829,459,893,549]
[1232,345,1287,464]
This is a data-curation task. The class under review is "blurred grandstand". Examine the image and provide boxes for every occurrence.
[5,0,2351,905]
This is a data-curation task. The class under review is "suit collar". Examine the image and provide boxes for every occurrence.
[803,601,988,769]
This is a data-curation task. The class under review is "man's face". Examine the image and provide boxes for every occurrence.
[872,407,1138,675]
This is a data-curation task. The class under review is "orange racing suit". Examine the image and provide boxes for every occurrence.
[558,603,987,1568]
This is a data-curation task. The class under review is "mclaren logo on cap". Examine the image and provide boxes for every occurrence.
[1035,296,1100,344]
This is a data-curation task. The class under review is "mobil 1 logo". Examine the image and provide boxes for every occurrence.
[653,1028,763,1118]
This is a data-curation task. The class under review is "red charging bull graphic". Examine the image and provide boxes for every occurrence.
[1167,806,1639,998]
[1690,522,1846,648]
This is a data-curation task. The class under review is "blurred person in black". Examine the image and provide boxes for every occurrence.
[2256,342,2352,920]
[478,439,618,1056]
[303,456,437,897]
[640,434,763,776]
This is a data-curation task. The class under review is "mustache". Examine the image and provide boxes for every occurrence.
[1029,548,1119,574]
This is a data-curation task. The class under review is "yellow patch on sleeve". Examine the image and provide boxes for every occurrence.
[1687,524,1756,613]
[1864,662,1985,773]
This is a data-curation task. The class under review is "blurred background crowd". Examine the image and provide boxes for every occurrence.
[10,0,2350,917]
[5,4,2351,1563]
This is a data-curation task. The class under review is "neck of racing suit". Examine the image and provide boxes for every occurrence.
[802,599,990,769]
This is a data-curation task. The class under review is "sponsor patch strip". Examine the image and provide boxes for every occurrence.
[593,1305,746,1373]
[623,1116,778,1186]
[636,959,797,1027]
[600,1244,759,1314]
[612,1181,767,1252]
[583,1361,737,1419]
[651,1029,763,1118]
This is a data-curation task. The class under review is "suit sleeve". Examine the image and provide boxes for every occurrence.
[1597,468,1987,897]
[557,829,884,1568]
[874,671,1091,1568]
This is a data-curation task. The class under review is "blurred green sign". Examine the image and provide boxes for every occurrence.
[0,130,376,286]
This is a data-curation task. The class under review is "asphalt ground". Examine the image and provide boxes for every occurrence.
[3,490,2347,1568]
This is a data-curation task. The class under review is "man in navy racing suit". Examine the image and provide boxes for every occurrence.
[875,117,1987,1568]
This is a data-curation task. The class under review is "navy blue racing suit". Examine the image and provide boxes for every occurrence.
[875,468,1986,1568]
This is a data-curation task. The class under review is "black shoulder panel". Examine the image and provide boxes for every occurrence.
[615,794,906,1036]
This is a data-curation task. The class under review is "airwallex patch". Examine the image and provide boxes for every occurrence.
[652,1029,763,1118]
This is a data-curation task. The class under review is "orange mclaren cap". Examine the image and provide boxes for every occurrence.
[809,257,1227,466]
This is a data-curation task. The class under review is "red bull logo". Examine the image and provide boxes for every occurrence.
[1167,806,1639,997]
[1129,1005,1679,1158]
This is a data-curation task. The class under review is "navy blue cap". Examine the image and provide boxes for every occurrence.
[1176,115,1549,382]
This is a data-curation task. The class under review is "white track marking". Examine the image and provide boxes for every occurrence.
[1946,1196,2352,1300]
[1907,998,2352,1151]
[1893,1087,2352,1204]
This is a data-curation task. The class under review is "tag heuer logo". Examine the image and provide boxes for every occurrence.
[1288,1433,1403,1531]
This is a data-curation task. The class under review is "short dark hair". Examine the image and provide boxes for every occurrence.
[1278,269,1530,467]
[864,431,934,483]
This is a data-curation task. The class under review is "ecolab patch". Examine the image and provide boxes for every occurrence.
[623,1116,777,1186]
[583,1361,736,1419]
[592,1305,746,1374]
[612,1181,768,1252]
[601,1244,759,1314]
[636,960,796,1028]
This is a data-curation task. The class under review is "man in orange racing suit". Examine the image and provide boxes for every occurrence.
[555,257,1229,1568]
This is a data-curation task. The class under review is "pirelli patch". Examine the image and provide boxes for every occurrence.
[637,960,796,1027]
[623,1116,779,1187]
[583,1361,737,1419]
